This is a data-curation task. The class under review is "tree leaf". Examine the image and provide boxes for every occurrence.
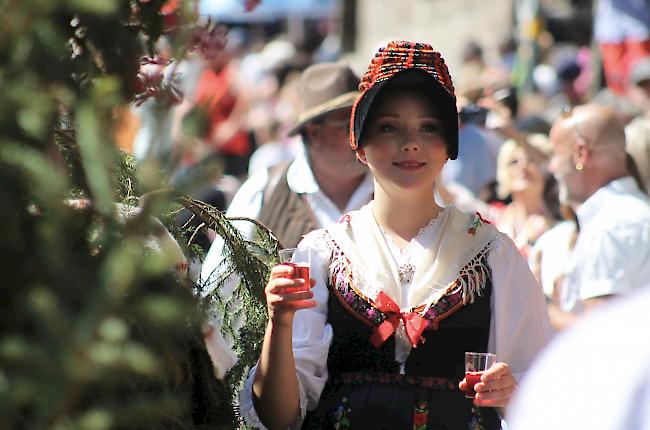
[75,102,115,216]
[65,0,119,15]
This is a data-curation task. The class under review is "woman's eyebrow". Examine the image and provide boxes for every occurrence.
[375,112,439,118]
[374,112,400,118]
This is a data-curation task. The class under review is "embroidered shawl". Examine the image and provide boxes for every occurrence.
[325,204,498,362]
[327,204,498,309]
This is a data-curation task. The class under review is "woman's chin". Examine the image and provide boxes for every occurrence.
[510,181,540,194]
[389,179,436,194]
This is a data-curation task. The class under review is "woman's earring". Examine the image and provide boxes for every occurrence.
[575,162,583,171]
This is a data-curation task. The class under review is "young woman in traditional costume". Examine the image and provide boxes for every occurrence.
[239,41,552,429]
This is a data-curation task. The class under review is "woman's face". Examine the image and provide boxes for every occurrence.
[505,147,545,195]
[356,90,448,193]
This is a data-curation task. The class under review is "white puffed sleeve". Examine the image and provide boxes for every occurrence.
[238,230,333,429]
[487,233,554,382]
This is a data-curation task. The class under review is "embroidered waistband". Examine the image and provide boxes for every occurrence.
[331,372,458,390]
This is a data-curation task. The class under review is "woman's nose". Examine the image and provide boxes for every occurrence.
[401,130,420,151]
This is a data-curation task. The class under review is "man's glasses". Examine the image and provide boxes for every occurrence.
[316,118,349,131]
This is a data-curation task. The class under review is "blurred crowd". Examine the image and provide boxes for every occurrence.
[115,1,650,425]
[120,2,650,307]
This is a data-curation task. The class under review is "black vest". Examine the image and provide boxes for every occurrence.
[303,244,501,430]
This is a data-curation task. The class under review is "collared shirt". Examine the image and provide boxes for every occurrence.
[201,149,374,287]
[561,176,650,313]
[528,220,577,298]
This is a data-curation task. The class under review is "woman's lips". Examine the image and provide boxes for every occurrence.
[393,160,426,170]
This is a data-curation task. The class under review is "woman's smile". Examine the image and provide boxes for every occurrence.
[392,160,427,170]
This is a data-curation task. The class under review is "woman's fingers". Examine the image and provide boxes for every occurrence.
[474,386,515,407]
[270,264,295,278]
[458,379,467,391]
[266,268,315,310]
[269,299,317,310]
[265,264,317,315]
[266,277,308,294]
[267,289,314,303]
[472,362,517,407]
[482,362,511,380]
[267,290,316,310]
[458,362,517,408]
[475,378,516,397]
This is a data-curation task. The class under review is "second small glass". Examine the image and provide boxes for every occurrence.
[464,352,497,398]
[278,248,311,293]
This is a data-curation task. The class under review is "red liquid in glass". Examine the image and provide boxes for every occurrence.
[465,372,483,398]
[279,263,310,292]
[292,263,310,285]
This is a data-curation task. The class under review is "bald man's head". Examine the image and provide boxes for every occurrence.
[549,105,629,205]
[561,105,626,153]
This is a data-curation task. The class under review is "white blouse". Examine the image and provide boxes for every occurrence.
[239,210,553,429]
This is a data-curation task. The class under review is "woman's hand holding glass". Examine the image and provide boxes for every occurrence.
[265,264,316,327]
[458,362,517,408]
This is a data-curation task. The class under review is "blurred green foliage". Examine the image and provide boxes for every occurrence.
[0,1,250,428]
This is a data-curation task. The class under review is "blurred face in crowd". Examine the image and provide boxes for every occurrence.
[548,118,586,205]
[305,108,367,178]
[498,143,545,198]
[356,91,448,194]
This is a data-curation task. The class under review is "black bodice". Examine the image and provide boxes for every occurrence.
[302,248,501,430]
[326,280,492,379]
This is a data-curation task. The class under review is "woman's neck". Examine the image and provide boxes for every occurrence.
[510,189,545,218]
[372,183,443,246]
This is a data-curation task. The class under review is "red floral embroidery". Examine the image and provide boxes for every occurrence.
[412,401,429,429]
[476,211,490,224]
[467,212,489,235]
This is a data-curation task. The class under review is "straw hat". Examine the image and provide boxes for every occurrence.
[287,62,359,136]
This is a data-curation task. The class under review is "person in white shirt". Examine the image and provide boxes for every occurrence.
[507,288,650,430]
[200,62,373,378]
[546,104,650,330]
[201,61,372,267]
[243,40,552,430]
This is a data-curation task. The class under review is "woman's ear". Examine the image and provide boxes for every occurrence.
[356,148,368,164]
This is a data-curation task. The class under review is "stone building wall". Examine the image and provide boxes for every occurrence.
[343,0,514,83]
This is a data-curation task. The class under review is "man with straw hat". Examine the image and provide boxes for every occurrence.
[204,60,372,254]
[200,62,373,378]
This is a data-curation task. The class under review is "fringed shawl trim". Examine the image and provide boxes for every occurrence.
[325,231,494,332]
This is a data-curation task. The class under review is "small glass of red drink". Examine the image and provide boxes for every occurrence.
[464,352,496,398]
[278,247,311,292]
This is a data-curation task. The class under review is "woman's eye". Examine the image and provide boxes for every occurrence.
[422,123,439,133]
[379,124,397,132]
